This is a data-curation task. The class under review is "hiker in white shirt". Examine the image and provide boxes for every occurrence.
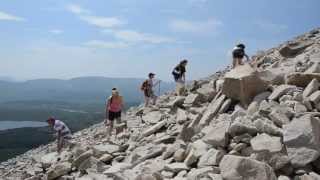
[47,117,72,153]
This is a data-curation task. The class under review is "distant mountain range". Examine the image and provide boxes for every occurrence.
[0,76,175,104]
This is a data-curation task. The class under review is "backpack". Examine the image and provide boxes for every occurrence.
[172,66,182,81]
[140,80,149,91]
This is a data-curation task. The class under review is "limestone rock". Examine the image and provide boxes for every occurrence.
[142,111,164,124]
[279,41,312,58]
[143,120,166,137]
[222,64,268,107]
[203,121,230,147]
[308,90,320,104]
[268,85,296,101]
[198,94,226,127]
[228,116,257,137]
[286,73,320,87]
[303,79,319,98]
[47,162,72,180]
[92,144,120,157]
[219,155,277,180]
[283,114,320,167]
[164,163,189,173]
[72,150,93,168]
[250,133,282,153]
[174,149,186,162]
[176,109,188,124]
[198,148,225,167]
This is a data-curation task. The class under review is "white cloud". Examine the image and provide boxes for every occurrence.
[0,11,25,21]
[49,29,63,35]
[169,19,222,33]
[66,4,90,15]
[84,40,129,49]
[256,21,288,33]
[107,30,175,44]
[80,16,125,28]
[66,4,125,28]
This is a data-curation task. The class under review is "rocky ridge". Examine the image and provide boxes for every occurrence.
[1,27,320,180]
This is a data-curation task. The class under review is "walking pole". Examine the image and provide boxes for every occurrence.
[158,80,161,96]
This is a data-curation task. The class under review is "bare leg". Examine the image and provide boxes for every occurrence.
[144,96,150,107]
[152,95,157,105]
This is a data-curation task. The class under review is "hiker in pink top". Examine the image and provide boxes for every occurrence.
[105,88,124,136]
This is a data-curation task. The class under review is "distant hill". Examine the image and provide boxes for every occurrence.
[0,76,175,104]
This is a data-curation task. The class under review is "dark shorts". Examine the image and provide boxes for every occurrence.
[232,50,244,59]
[144,90,154,98]
[108,111,121,121]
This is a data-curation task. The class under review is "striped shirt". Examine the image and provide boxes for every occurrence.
[53,120,71,137]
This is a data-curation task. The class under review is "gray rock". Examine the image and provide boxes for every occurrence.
[268,109,290,127]
[184,147,198,167]
[142,120,166,137]
[198,148,225,167]
[78,157,105,173]
[250,133,282,153]
[40,152,59,169]
[294,102,308,113]
[135,173,164,180]
[174,149,186,162]
[268,85,296,101]
[184,93,201,105]
[286,72,320,87]
[99,154,113,163]
[164,163,189,173]
[218,98,232,114]
[253,91,272,103]
[187,167,218,180]
[47,162,72,180]
[305,62,320,73]
[142,111,164,124]
[308,90,320,104]
[72,150,93,168]
[167,96,186,108]
[278,175,291,180]
[283,114,320,167]
[203,120,230,147]
[196,83,216,103]
[303,79,319,98]
[222,64,268,107]
[279,41,312,58]
[198,94,226,127]
[228,116,257,137]
[254,118,283,136]
[176,109,188,124]
[92,144,120,157]
[219,155,277,180]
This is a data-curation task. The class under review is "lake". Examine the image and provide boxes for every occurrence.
[0,121,48,131]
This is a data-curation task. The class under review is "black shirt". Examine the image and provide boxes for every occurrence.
[174,64,186,76]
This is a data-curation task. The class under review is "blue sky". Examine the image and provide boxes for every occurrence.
[0,0,319,81]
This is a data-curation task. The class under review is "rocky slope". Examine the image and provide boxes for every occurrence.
[1,27,320,180]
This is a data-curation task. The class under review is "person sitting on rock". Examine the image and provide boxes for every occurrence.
[232,43,250,68]
[141,73,160,107]
[105,88,125,137]
[46,117,72,153]
[172,60,188,96]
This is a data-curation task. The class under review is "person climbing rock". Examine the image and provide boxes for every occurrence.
[46,117,72,153]
[105,88,125,137]
[232,43,250,68]
[141,73,160,107]
[172,59,188,96]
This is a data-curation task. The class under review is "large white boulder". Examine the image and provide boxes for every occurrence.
[222,64,268,107]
